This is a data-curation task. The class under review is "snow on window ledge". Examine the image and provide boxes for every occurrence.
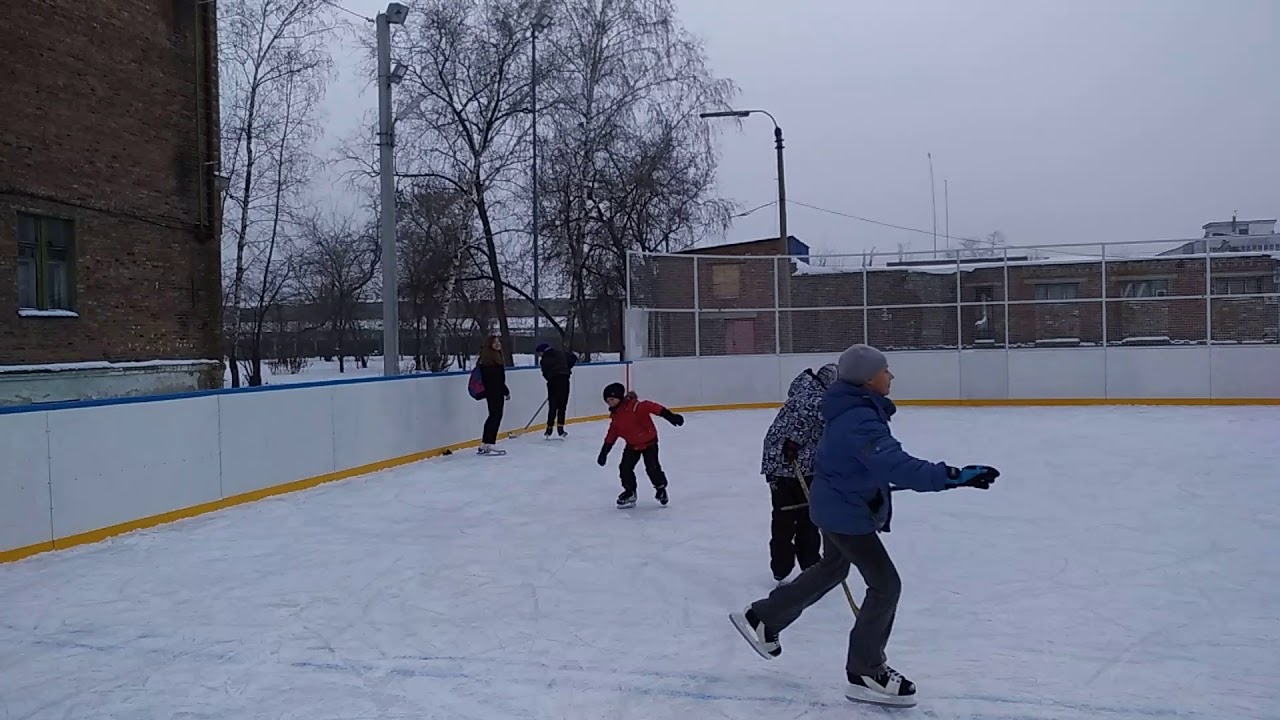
[18,308,79,318]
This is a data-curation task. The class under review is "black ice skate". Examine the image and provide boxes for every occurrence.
[845,666,917,707]
[616,490,636,509]
[544,426,554,440]
[655,485,668,506]
[728,606,780,659]
[556,426,568,438]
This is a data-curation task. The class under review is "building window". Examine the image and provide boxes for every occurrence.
[1033,282,1078,301]
[1120,279,1169,298]
[1212,276,1263,296]
[17,213,76,311]
[711,263,740,299]
[972,285,996,303]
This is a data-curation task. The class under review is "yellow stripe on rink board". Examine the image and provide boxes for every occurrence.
[0,412,614,565]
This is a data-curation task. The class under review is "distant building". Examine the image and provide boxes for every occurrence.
[1162,217,1280,255]
[0,0,223,405]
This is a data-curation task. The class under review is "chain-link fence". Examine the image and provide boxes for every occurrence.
[625,241,1280,358]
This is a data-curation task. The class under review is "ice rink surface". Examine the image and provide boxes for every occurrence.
[2,406,1278,719]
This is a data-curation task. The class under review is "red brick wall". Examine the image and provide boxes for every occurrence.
[0,0,221,366]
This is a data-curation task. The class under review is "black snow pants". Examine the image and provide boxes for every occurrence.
[619,443,667,493]
[545,375,570,430]
[767,474,822,580]
[482,393,505,445]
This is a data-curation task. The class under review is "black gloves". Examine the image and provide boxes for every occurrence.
[781,439,800,463]
[659,408,684,426]
[597,443,611,466]
[945,465,1000,489]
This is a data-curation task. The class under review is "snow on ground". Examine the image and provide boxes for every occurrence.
[223,354,621,387]
[2,406,1278,719]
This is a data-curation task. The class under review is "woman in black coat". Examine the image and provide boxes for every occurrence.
[476,334,510,455]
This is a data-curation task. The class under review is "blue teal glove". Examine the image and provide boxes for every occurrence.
[946,465,999,489]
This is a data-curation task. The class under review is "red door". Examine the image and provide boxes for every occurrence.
[725,318,756,354]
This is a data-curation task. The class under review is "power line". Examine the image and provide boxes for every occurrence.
[732,199,777,219]
[787,198,984,245]
[319,0,373,22]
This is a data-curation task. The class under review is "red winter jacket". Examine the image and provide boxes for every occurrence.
[604,392,668,450]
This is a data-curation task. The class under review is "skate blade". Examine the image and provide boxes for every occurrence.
[728,612,779,660]
[844,684,917,708]
[616,500,636,509]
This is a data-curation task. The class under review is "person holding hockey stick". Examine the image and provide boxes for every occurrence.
[730,344,999,708]
[760,363,838,584]
[596,383,684,508]
[535,341,577,439]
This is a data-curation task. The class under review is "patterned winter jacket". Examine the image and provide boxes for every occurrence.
[760,364,838,479]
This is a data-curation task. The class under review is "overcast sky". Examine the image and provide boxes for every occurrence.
[318,0,1278,258]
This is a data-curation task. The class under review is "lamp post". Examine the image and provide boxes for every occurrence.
[377,2,409,376]
[699,109,787,253]
[530,10,550,347]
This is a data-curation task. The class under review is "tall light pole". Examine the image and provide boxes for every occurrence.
[530,10,550,347]
[377,3,408,376]
[699,109,787,253]
[928,151,937,259]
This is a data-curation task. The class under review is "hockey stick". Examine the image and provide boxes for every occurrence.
[507,397,550,439]
[791,461,861,617]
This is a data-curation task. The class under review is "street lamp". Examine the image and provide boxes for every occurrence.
[377,3,408,376]
[699,109,788,253]
[530,10,551,347]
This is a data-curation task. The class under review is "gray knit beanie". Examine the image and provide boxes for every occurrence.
[837,344,888,385]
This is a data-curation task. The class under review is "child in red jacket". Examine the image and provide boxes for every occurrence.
[597,382,684,508]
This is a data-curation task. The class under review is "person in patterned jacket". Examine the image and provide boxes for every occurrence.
[760,363,838,583]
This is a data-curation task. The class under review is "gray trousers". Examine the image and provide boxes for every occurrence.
[749,531,902,677]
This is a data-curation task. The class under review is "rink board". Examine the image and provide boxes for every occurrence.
[0,363,626,563]
[3,345,1279,563]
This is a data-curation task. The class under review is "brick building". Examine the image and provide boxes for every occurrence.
[0,0,223,404]
[640,238,1280,356]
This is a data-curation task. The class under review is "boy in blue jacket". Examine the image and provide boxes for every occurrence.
[729,344,999,707]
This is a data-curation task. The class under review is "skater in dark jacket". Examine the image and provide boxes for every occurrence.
[760,363,838,583]
[730,344,1000,708]
[535,341,577,438]
[476,335,510,455]
[596,382,683,508]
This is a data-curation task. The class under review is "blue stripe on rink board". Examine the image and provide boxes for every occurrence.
[0,361,633,416]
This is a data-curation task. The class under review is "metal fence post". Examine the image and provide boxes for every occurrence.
[1002,248,1010,350]
[773,256,781,355]
[1101,243,1108,398]
[692,255,701,357]
[862,262,869,345]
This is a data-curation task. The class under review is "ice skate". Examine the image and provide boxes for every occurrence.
[728,606,780,659]
[556,426,568,438]
[655,485,668,506]
[544,426,553,440]
[477,444,506,456]
[845,666,917,707]
[616,490,636,509]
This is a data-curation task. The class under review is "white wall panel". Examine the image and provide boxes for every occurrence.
[960,351,1010,399]
[1008,348,1105,399]
[1106,347,1210,398]
[331,378,436,470]
[218,387,335,497]
[0,412,53,552]
[629,357,702,408]
[882,351,961,400]
[694,355,782,406]
[47,397,222,539]
[1210,347,1280,399]
[565,364,627,424]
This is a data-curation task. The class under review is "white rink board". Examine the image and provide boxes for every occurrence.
[631,346,1280,406]
[0,413,53,552]
[1,362,628,558]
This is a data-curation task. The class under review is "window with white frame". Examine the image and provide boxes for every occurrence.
[1033,282,1078,301]
[1120,279,1169,298]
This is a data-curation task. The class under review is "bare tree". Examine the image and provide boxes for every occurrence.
[292,213,381,373]
[399,182,473,371]
[534,0,735,353]
[219,0,334,386]
[389,0,542,365]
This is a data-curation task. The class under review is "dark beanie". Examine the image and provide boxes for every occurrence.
[603,382,626,400]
